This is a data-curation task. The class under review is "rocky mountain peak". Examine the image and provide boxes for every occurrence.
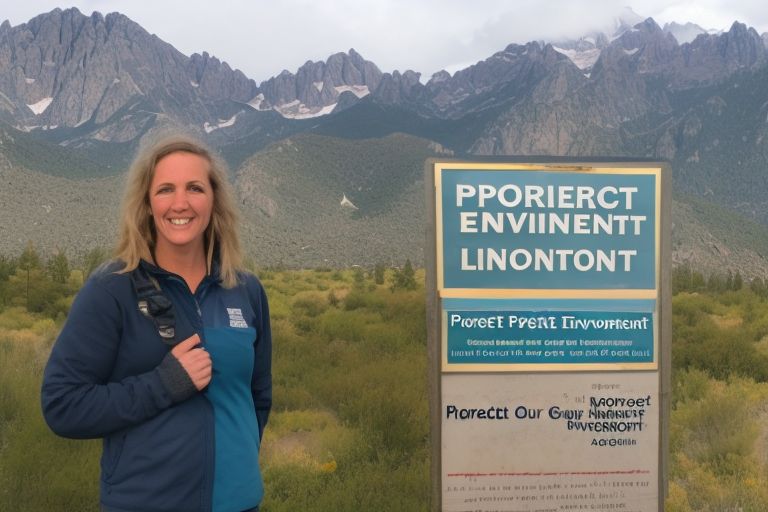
[721,21,765,62]
[612,17,671,50]
[671,20,766,87]
[373,69,423,106]
[551,32,608,71]
[611,17,678,71]
[663,21,708,44]
[0,8,263,143]
[427,70,451,85]
[636,17,664,33]
[550,15,659,73]
[188,51,257,103]
[256,49,383,119]
[419,39,579,119]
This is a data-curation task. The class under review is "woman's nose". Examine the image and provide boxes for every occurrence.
[171,190,190,209]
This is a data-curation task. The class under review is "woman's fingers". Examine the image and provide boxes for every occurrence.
[174,341,212,390]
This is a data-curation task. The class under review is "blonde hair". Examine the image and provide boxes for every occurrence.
[114,135,243,287]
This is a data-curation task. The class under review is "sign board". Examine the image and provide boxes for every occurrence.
[426,160,670,512]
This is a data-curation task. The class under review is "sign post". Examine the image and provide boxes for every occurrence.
[426,160,670,511]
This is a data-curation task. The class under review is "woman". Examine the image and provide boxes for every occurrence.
[41,136,272,512]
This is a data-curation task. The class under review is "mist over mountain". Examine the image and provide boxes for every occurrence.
[2,6,768,276]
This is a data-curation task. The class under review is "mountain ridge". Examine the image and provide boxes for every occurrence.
[1,7,767,277]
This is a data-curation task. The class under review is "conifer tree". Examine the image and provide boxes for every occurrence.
[47,250,70,284]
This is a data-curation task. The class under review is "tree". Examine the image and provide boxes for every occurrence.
[0,255,15,309]
[691,270,706,292]
[672,264,692,293]
[83,247,109,278]
[47,250,70,284]
[374,262,386,285]
[16,242,42,311]
[18,242,42,271]
[0,254,16,281]
[672,263,706,293]
[391,259,417,291]
[707,273,726,293]
[732,271,743,291]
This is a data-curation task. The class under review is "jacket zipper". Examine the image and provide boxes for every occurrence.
[163,272,215,512]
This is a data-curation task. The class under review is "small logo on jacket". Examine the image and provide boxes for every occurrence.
[227,308,248,328]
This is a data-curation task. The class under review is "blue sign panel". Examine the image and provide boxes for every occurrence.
[446,309,654,365]
[440,169,657,290]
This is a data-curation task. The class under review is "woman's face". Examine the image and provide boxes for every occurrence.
[149,151,214,257]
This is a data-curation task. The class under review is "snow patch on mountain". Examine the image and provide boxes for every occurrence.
[247,93,268,110]
[552,46,602,70]
[203,114,238,133]
[27,97,53,115]
[334,85,369,98]
[277,102,337,120]
[340,194,358,209]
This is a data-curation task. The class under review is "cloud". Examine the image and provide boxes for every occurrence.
[474,0,629,45]
[642,0,768,31]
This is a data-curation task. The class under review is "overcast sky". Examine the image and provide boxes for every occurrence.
[3,1,767,83]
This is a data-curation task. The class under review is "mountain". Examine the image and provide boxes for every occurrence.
[407,19,768,226]
[256,49,384,119]
[419,42,583,120]
[1,7,768,277]
[663,21,710,44]
[0,8,257,147]
[548,6,644,73]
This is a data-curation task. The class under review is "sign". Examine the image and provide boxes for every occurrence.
[426,160,670,512]
[437,168,658,292]
[442,373,659,511]
[444,301,655,369]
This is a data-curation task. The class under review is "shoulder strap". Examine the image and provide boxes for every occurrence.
[130,265,177,345]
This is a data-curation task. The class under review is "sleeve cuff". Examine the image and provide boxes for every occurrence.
[157,352,198,403]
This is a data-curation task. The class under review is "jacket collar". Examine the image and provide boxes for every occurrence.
[139,257,222,286]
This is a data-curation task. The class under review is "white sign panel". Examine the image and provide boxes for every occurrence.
[442,372,659,511]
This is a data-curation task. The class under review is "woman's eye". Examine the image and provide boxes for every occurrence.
[156,187,172,194]
[189,184,205,192]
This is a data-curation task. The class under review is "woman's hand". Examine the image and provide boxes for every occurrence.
[171,334,212,390]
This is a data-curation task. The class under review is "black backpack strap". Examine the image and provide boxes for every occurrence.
[130,265,177,345]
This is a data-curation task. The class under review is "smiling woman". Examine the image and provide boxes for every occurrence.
[113,137,243,288]
[41,135,272,512]
[149,152,214,292]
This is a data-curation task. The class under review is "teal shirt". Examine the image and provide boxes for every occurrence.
[205,326,263,512]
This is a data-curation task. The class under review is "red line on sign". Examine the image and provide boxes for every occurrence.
[446,470,651,477]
